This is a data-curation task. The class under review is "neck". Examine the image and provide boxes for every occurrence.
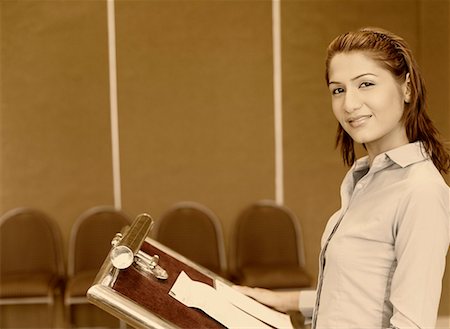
[366,137,409,166]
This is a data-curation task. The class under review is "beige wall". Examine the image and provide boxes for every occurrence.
[115,0,276,239]
[1,0,114,250]
[1,0,449,325]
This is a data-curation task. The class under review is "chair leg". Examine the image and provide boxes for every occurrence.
[47,301,54,328]
[65,303,73,328]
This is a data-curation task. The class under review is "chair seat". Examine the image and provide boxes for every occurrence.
[238,265,311,289]
[65,270,98,297]
[0,272,61,298]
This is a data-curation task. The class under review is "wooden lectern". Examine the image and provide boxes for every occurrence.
[87,213,304,329]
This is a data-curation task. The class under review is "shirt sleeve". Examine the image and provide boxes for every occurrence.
[389,182,450,329]
[298,289,317,319]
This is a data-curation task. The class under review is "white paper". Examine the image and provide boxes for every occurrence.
[215,279,294,329]
[169,271,272,328]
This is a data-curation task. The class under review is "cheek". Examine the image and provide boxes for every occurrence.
[375,87,405,115]
[331,101,343,122]
[373,95,404,122]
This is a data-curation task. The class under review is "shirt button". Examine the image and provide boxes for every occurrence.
[356,183,364,189]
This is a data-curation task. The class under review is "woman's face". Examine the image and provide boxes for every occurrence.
[328,51,410,155]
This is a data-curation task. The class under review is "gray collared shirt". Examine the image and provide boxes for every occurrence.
[301,142,450,329]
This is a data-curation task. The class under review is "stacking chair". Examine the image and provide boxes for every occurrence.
[153,201,227,277]
[65,206,130,328]
[230,200,311,289]
[0,207,65,328]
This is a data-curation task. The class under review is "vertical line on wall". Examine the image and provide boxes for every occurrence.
[272,0,284,205]
[107,0,122,210]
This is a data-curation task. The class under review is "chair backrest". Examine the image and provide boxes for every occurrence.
[0,207,64,278]
[232,200,306,271]
[153,201,227,275]
[68,206,130,276]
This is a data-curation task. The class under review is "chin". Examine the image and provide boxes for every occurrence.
[348,134,369,145]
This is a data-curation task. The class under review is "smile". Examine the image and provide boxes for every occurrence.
[347,115,372,127]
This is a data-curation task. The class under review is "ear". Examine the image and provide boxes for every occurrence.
[404,73,411,103]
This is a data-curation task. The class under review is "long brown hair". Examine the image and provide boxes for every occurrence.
[325,27,450,174]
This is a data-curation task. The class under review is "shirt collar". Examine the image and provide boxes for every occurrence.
[385,141,429,168]
[352,141,429,173]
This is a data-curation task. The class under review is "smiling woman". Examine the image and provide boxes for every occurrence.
[237,27,450,329]
[325,28,450,173]
[328,52,410,164]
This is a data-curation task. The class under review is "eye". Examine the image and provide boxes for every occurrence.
[331,87,345,95]
[359,81,374,88]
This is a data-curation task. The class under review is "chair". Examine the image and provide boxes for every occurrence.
[65,206,130,328]
[153,201,227,277]
[0,207,65,328]
[230,200,311,289]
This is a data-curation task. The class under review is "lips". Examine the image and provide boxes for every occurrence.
[347,115,372,127]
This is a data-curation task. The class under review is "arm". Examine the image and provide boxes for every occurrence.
[233,286,317,317]
[389,182,450,328]
[233,286,300,312]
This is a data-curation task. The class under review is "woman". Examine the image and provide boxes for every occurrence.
[236,27,450,329]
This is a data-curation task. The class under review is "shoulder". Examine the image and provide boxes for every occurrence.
[400,159,448,194]
[395,159,450,229]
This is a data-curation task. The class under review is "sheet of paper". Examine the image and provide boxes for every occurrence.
[215,279,294,329]
[169,271,272,328]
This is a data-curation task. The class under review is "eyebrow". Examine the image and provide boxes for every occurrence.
[328,73,377,85]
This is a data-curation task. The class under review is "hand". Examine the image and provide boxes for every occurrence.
[233,285,300,313]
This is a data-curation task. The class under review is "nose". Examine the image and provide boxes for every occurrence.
[344,89,362,113]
